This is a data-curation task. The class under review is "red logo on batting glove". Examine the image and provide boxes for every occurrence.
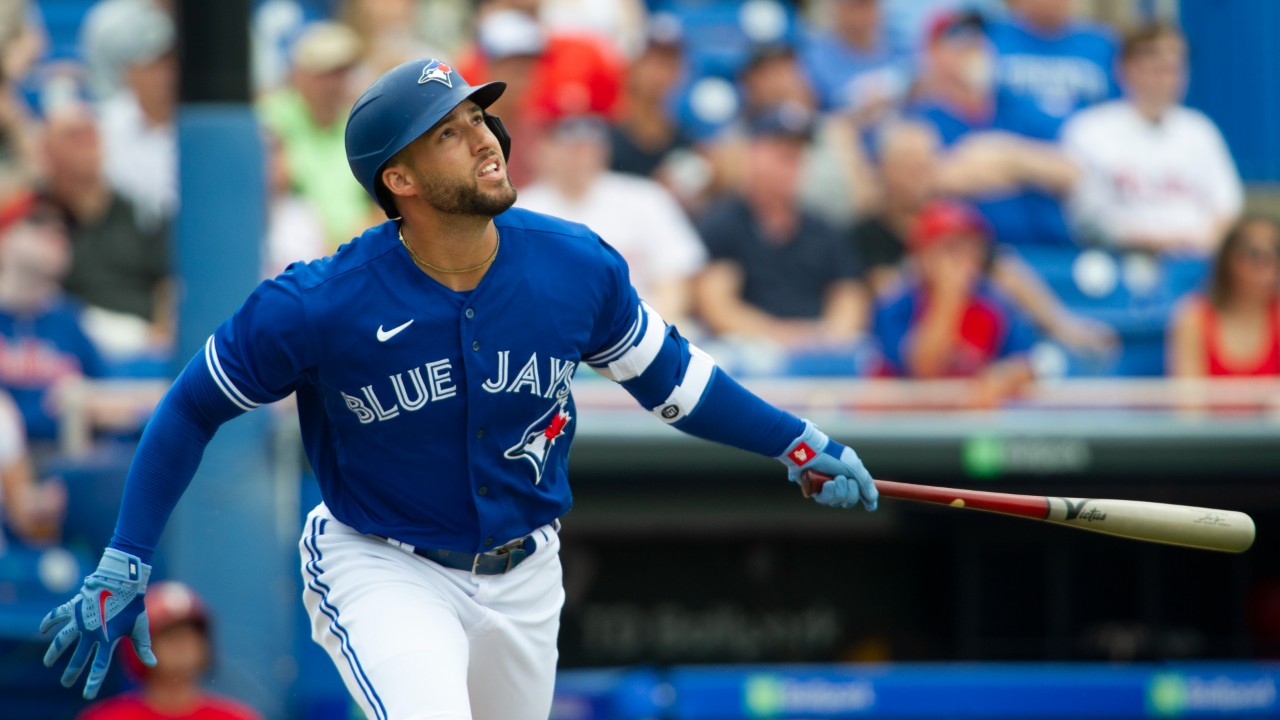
[788,442,815,466]
[98,590,114,640]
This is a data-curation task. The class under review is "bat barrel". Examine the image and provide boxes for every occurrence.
[1046,498,1256,554]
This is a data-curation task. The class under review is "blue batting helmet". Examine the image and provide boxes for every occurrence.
[345,58,508,217]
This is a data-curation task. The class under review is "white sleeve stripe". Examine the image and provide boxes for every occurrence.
[601,303,666,382]
[585,306,642,365]
[205,336,260,412]
[650,344,716,424]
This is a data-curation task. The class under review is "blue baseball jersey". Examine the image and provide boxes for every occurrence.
[109,207,805,563]
[987,17,1119,121]
[200,207,718,553]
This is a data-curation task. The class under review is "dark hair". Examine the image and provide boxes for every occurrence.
[1208,215,1280,308]
[1120,23,1184,63]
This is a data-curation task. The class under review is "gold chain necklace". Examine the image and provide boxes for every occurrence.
[399,227,500,274]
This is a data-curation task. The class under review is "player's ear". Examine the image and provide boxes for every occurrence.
[381,163,416,200]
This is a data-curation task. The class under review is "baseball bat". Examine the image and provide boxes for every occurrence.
[801,471,1255,553]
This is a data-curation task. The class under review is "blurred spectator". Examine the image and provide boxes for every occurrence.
[0,1,41,206]
[80,0,177,229]
[694,106,866,348]
[0,202,103,444]
[874,201,1035,401]
[341,0,445,92]
[0,388,64,549]
[1061,24,1243,255]
[258,21,374,249]
[717,45,877,229]
[608,14,695,181]
[799,0,908,119]
[540,0,649,59]
[1168,216,1280,377]
[39,99,172,364]
[737,44,816,118]
[851,120,938,295]
[457,5,627,187]
[857,120,1113,354]
[79,581,262,720]
[986,0,1119,122]
[263,128,326,278]
[906,11,1078,248]
[520,115,706,324]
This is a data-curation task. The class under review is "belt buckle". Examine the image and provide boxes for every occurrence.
[475,536,527,575]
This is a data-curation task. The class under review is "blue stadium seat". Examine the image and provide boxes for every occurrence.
[1005,246,1210,376]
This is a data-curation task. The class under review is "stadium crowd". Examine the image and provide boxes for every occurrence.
[0,0,1270,545]
[0,0,1275,679]
[0,1,1272,717]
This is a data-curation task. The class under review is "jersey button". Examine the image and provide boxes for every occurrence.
[485,536,494,547]
[465,308,475,319]
[478,486,488,496]
[476,429,485,439]
[472,340,480,351]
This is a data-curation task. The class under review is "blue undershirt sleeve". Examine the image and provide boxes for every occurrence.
[670,368,804,458]
[108,352,250,563]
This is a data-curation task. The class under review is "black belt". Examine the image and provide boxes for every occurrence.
[377,523,556,575]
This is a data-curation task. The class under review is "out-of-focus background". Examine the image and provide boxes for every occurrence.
[0,0,1277,718]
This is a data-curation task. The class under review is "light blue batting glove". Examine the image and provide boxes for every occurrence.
[777,420,878,511]
[40,548,156,699]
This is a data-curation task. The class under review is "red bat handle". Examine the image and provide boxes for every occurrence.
[800,470,1051,519]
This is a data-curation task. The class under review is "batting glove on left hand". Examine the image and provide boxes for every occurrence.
[40,548,156,699]
[778,421,878,511]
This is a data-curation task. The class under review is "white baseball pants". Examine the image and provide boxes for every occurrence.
[299,503,564,720]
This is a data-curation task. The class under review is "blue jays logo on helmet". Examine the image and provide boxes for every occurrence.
[504,390,572,484]
[418,60,453,87]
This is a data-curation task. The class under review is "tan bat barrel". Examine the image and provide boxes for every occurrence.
[1045,497,1256,553]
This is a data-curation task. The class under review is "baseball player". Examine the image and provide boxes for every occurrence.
[38,59,877,720]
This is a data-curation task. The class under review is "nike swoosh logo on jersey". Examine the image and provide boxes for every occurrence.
[377,319,414,342]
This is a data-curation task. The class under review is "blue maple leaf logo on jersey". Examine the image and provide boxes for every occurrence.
[418,60,453,87]
[504,390,572,484]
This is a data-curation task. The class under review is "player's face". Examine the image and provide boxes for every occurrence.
[401,101,517,217]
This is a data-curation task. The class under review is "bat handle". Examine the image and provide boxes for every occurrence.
[800,470,834,499]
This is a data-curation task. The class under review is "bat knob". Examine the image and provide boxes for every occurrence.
[800,470,834,499]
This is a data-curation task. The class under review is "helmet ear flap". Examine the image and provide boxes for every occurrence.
[484,113,512,161]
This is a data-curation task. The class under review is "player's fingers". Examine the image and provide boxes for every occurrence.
[816,475,856,508]
[131,613,157,667]
[853,468,878,512]
[39,602,73,634]
[82,639,120,700]
[60,637,93,688]
[43,623,79,667]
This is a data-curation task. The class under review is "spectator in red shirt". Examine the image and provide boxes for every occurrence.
[1167,216,1280,377]
[78,581,261,720]
[873,200,1036,403]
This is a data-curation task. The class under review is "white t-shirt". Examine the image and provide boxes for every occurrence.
[518,171,708,301]
[1061,100,1243,252]
[100,93,177,230]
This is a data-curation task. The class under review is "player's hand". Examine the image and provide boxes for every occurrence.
[778,421,878,511]
[40,548,156,699]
